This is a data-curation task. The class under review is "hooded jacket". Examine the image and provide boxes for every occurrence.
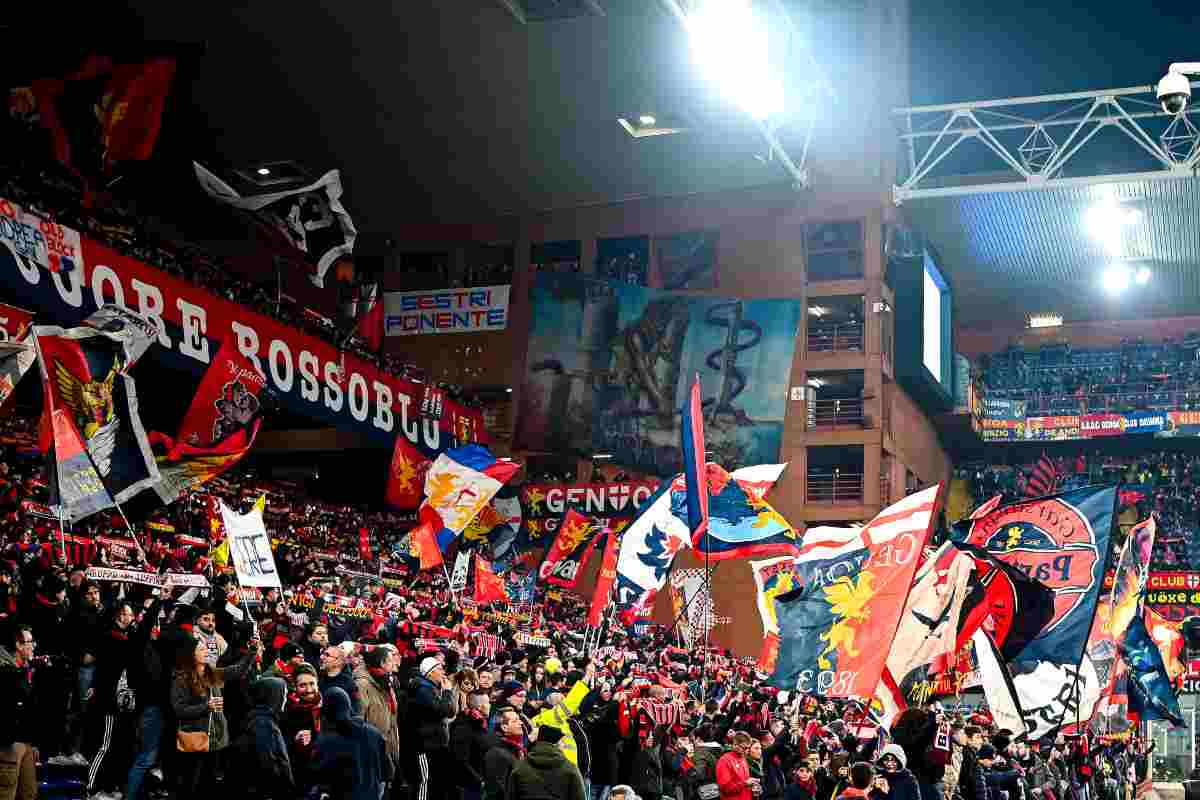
[315,686,393,800]
[506,740,588,800]
[870,746,922,800]
[233,677,295,798]
[408,673,455,751]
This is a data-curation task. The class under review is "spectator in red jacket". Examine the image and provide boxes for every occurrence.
[718,732,760,800]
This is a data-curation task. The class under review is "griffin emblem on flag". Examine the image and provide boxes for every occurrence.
[54,355,122,474]
[211,378,261,443]
[817,574,877,669]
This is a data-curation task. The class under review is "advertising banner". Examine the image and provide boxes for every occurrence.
[1024,415,1081,441]
[983,396,1025,421]
[0,197,486,450]
[1145,571,1200,608]
[516,272,800,476]
[384,285,509,336]
[980,418,1023,441]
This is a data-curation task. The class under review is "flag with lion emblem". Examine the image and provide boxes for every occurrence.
[768,485,942,696]
[33,313,160,522]
[148,343,267,505]
[385,434,431,509]
[410,445,519,565]
[539,509,603,588]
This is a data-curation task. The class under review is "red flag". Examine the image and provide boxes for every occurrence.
[1025,452,1058,497]
[359,527,372,561]
[412,521,443,571]
[539,510,600,587]
[356,283,385,353]
[473,555,509,605]
[588,531,621,626]
[385,435,430,509]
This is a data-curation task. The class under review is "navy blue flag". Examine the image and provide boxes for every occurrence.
[1121,613,1184,726]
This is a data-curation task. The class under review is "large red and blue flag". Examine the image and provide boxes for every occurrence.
[678,463,798,560]
[416,445,519,556]
[768,485,941,697]
[680,374,708,538]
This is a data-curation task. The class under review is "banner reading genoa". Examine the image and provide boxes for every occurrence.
[768,485,941,697]
[516,272,801,477]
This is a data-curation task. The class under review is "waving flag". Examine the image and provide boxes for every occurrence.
[540,510,603,588]
[769,485,941,696]
[384,434,431,509]
[149,344,266,505]
[0,340,36,415]
[680,464,798,560]
[1143,606,1187,691]
[1120,613,1184,725]
[588,529,621,626]
[473,554,509,605]
[953,542,1056,662]
[1025,452,1058,497]
[614,481,692,613]
[33,314,161,522]
[417,445,519,554]
[952,484,1117,738]
[681,374,708,537]
[1108,516,1156,639]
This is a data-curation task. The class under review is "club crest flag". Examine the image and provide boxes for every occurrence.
[751,556,800,637]
[614,480,692,612]
[385,433,431,509]
[951,484,1117,738]
[148,344,266,505]
[540,509,602,587]
[473,554,508,605]
[33,312,160,522]
[418,445,518,552]
[768,485,941,696]
[680,464,797,560]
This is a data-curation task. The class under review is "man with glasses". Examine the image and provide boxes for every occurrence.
[0,626,38,800]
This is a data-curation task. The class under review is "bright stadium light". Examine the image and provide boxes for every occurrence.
[1103,264,1131,294]
[685,0,784,120]
[1135,266,1152,285]
[1087,202,1139,256]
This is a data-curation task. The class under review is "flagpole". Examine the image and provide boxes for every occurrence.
[112,499,148,563]
[56,507,68,566]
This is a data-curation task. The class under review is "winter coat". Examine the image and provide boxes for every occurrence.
[452,713,502,789]
[959,749,988,800]
[870,766,922,800]
[232,677,295,798]
[91,610,157,713]
[355,665,400,766]
[0,646,35,746]
[529,679,591,767]
[485,738,525,800]
[716,750,753,800]
[632,743,664,800]
[170,650,258,749]
[408,674,455,751]
[315,686,393,800]
[321,667,362,716]
[583,700,622,787]
[506,740,588,800]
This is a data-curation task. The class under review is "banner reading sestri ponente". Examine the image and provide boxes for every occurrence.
[0,197,486,451]
[384,285,509,336]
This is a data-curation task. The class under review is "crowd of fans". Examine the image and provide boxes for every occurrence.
[0,421,1156,800]
[979,336,1200,416]
[956,448,1200,569]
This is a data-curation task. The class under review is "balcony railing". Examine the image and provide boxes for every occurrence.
[808,323,864,354]
[807,398,867,430]
[807,472,865,504]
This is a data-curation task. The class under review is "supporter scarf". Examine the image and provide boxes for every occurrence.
[368,667,397,715]
[110,628,129,641]
[464,705,487,725]
[290,693,322,734]
[273,659,295,679]
[503,733,527,760]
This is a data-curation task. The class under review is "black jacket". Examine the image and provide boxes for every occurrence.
[321,667,362,716]
[0,646,35,746]
[452,713,501,788]
[91,606,157,713]
[484,738,524,800]
[632,744,664,800]
[408,674,454,751]
[507,741,587,800]
[315,686,394,800]
[959,749,988,800]
[233,677,295,798]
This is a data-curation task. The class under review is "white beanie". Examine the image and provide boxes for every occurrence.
[420,656,441,678]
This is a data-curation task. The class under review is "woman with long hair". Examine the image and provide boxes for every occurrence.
[452,667,480,717]
[170,633,262,795]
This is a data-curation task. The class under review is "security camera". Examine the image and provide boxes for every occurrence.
[1158,63,1200,114]
[1157,70,1191,114]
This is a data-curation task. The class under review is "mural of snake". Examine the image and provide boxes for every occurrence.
[701,301,761,423]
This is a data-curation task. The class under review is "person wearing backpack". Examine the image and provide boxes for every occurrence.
[690,724,724,800]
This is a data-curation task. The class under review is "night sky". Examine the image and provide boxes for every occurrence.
[910,0,1200,105]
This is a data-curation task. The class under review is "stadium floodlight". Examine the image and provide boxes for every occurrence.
[1135,266,1152,285]
[1086,202,1139,256]
[1103,264,1131,294]
[685,0,784,120]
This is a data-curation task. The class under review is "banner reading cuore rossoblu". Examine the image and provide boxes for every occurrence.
[515,272,801,477]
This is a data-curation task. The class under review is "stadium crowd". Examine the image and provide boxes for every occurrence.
[0,417,1155,800]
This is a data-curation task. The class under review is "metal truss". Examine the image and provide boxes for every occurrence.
[894,82,1200,203]
[657,0,828,190]
[495,0,605,25]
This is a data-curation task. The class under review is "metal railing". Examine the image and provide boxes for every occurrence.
[806,472,865,504]
[807,398,868,430]
[808,323,864,353]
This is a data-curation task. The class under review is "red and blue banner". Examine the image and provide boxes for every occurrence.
[1120,612,1184,725]
[416,444,519,554]
[768,485,941,697]
[678,463,797,560]
[681,374,708,538]
[539,509,603,588]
